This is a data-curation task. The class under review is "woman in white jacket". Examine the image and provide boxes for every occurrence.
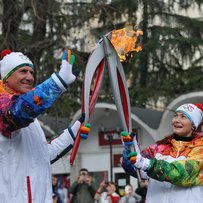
[122,103,203,203]
[0,49,85,203]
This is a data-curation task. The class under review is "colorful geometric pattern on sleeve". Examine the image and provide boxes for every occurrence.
[143,136,203,186]
[0,77,63,137]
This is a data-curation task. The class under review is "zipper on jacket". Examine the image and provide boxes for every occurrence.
[176,141,182,158]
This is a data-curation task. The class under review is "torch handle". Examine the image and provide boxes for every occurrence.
[70,130,81,165]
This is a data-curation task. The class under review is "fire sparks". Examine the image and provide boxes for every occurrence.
[110,28,143,62]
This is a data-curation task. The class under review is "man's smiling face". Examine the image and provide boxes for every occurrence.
[5,66,34,94]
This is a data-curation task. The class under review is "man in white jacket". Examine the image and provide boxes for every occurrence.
[0,49,84,203]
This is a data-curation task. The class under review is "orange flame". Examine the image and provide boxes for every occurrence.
[110,28,143,62]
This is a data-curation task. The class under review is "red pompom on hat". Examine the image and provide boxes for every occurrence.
[194,103,203,112]
[1,49,12,59]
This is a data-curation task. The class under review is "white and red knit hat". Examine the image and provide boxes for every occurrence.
[0,49,33,81]
[176,103,203,128]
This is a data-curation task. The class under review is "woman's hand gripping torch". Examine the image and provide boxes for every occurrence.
[120,131,142,182]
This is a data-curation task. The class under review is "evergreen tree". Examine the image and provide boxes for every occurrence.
[107,0,203,109]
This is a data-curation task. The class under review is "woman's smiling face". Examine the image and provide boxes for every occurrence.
[172,112,194,137]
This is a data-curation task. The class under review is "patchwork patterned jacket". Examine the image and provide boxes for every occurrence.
[142,134,203,203]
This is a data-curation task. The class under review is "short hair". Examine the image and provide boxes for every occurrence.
[79,168,89,174]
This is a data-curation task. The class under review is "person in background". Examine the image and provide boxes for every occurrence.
[52,175,60,201]
[135,179,148,203]
[52,192,59,203]
[57,178,68,203]
[94,180,120,203]
[69,168,96,203]
[122,103,203,203]
[0,49,86,203]
[52,174,68,203]
[119,184,141,203]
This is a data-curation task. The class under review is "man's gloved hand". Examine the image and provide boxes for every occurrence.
[78,113,85,124]
[80,123,91,139]
[59,49,77,85]
[68,113,85,139]
[74,113,91,139]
